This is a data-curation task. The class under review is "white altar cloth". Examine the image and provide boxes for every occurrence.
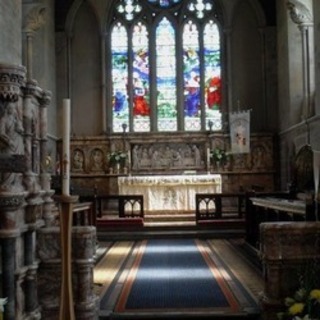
[118,174,222,212]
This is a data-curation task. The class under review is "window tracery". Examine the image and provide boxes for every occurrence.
[110,0,222,133]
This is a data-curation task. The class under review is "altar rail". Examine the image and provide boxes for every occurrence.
[95,194,144,218]
[195,193,245,221]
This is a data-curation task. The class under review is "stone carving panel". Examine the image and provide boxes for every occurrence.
[131,143,205,171]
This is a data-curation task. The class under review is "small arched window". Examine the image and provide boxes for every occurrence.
[109,0,222,133]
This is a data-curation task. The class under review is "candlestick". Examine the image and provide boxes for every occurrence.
[128,149,131,167]
[62,99,71,196]
[207,147,210,172]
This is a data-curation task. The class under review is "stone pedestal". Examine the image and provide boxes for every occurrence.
[37,226,98,320]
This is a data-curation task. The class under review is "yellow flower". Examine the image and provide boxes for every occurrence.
[309,289,320,301]
[288,302,305,315]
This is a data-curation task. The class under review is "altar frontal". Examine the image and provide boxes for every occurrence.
[118,174,221,213]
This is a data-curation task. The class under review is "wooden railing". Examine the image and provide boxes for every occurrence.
[95,195,144,219]
[195,192,245,222]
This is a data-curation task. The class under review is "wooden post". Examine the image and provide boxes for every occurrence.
[55,194,79,320]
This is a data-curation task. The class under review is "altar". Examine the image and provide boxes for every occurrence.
[118,174,222,213]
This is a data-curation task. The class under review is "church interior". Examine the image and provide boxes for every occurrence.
[0,0,320,319]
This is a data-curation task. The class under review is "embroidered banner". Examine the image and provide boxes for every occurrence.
[229,110,250,154]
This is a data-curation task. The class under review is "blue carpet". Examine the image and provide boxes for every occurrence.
[114,239,245,313]
[125,239,229,309]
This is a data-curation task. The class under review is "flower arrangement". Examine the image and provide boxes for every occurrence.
[210,147,228,164]
[278,260,320,320]
[277,288,320,320]
[108,151,127,167]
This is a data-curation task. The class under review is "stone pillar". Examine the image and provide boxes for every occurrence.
[0,63,26,320]
[73,227,98,320]
[22,5,46,82]
[37,226,98,320]
[313,0,320,115]
[39,90,55,227]
[0,2,22,65]
[287,0,315,119]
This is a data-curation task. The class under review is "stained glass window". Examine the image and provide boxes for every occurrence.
[132,22,150,132]
[204,20,222,130]
[110,0,221,133]
[156,18,177,131]
[183,20,201,131]
[148,0,181,7]
[111,22,129,133]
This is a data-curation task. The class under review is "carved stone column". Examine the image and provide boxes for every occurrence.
[0,63,26,320]
[287,0,315,118]
[73,226,98,320]
[37,226,98,320]
[39,90,55,227]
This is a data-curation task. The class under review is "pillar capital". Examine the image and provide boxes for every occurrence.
[287,0,313,26]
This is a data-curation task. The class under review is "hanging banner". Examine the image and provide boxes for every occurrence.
[229,110,250,154]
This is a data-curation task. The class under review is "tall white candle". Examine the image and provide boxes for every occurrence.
[62,99,71,195]
[128,149,131,167]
